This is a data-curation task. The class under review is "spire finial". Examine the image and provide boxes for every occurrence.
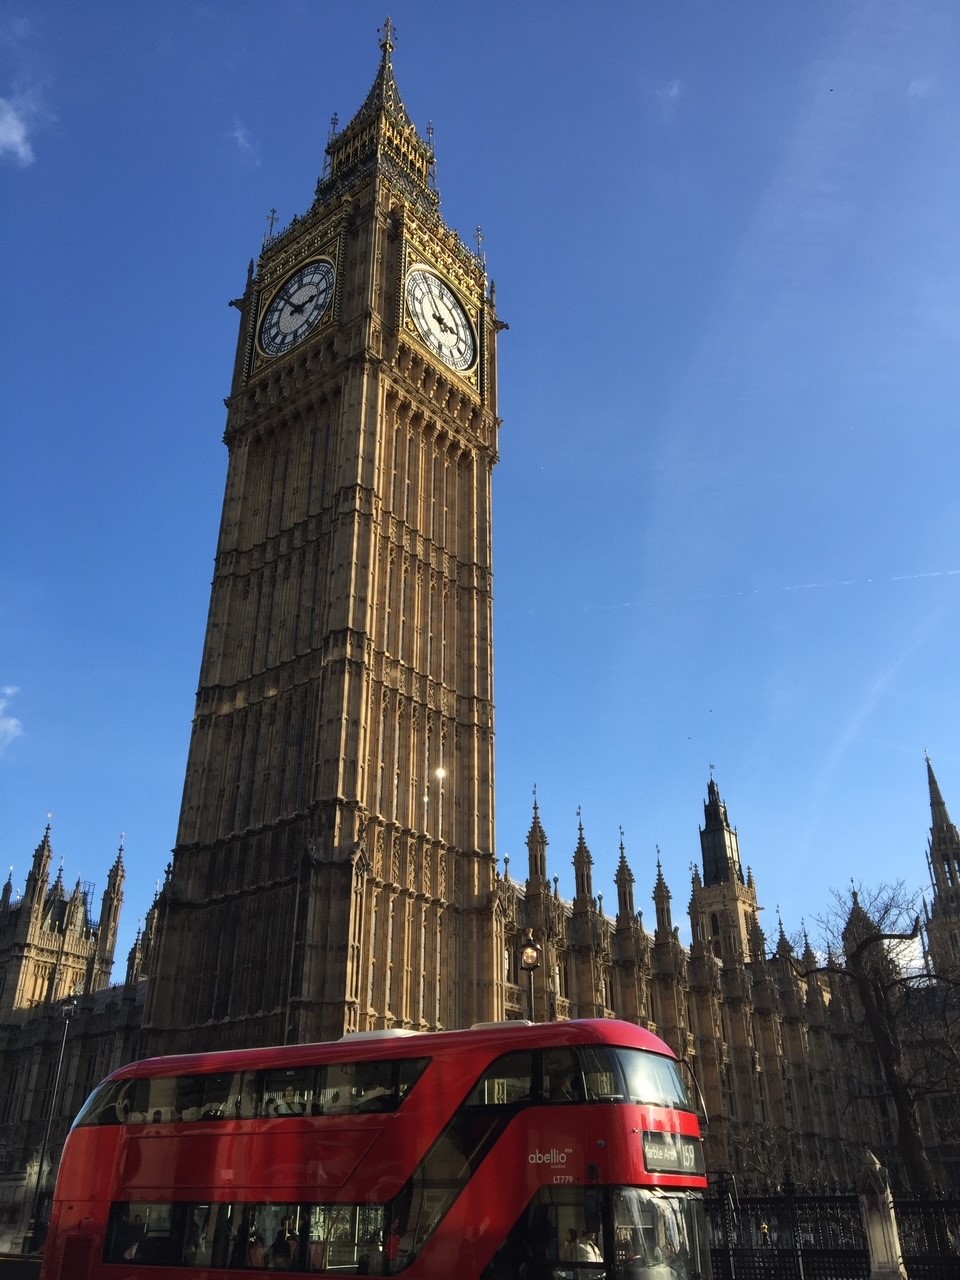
[427,121,438,190]
[379,15,396,57]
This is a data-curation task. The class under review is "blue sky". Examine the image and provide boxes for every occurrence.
[3,1,959,973]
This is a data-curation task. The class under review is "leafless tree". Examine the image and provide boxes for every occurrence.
[800,882,954,1198]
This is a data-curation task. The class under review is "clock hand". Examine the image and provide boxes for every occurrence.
[286,292,318,316]
[432,310,455,335]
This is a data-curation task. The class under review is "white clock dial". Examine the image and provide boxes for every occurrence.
[405,269,476,372]
[259,260,335,356]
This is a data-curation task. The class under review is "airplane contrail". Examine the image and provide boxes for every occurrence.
[507,568,960,617]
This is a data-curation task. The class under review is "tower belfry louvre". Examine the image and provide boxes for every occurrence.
[142,23,504,1051]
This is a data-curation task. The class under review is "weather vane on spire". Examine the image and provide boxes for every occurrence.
[379,16,396,55]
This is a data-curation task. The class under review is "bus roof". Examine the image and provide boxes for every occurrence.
[101,1019,677,1082]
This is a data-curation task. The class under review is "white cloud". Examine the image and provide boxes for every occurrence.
[907,78,935,98]
[0,14,33,44]
[230,118,260,166]
[0,687,23,754]
[654,79,683,121]
[0,94,34,165]
[0,16,43,164]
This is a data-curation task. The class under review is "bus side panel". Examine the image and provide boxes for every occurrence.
[52,1130,122,1202]
[38,1200,102,1280]
[409,1104,705,1277]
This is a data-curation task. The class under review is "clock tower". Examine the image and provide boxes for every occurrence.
[143,22,504,1051]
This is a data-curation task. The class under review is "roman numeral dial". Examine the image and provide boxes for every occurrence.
[405,269,476,373]
[258,260,336,357]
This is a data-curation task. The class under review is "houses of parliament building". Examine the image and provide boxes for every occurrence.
[2,24,959,1218]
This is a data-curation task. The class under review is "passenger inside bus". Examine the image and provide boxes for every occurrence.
[272,1085,306,1115]
[246,1232,266,1268]
[543,1049,580,1101]
[577,1230,603,1261]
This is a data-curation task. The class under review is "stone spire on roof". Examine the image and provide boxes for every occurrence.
[324,17,437,202]
[615,828,636,920]
[572,808,594,902]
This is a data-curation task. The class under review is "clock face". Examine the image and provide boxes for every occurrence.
[259,260,335,356]
[405,269,476,372]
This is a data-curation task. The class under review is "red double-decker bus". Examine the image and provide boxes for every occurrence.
[40,1019,711,1279]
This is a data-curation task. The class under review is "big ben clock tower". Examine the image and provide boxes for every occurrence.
[143,21,504,1051]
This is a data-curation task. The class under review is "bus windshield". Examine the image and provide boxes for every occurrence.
[482,1186,711,1279]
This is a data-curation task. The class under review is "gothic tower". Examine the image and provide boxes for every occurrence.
[143,23,503,1052]
[0,829,124,1014]
[922,755,960,972]
[694,776,759,962]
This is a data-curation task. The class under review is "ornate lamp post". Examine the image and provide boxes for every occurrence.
[25,999,77,1253]
[519,928,542,1023]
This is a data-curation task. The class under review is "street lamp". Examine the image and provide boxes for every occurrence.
[25,999,76,1253]
[519,928,542,1023]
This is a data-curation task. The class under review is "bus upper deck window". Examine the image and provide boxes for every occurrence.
[616,1049,693,1110]
[316,1059,428,1114]
[465,1051,534,1106]
[263,1068,317,1116]
[543,1048,582,1102]
[353,1061,397,1111]
[578,1046,623,1102]
[74,1079,146,1126]
[322,1062,360,1112]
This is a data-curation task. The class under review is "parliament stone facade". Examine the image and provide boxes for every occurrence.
[2,23,959,1224]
